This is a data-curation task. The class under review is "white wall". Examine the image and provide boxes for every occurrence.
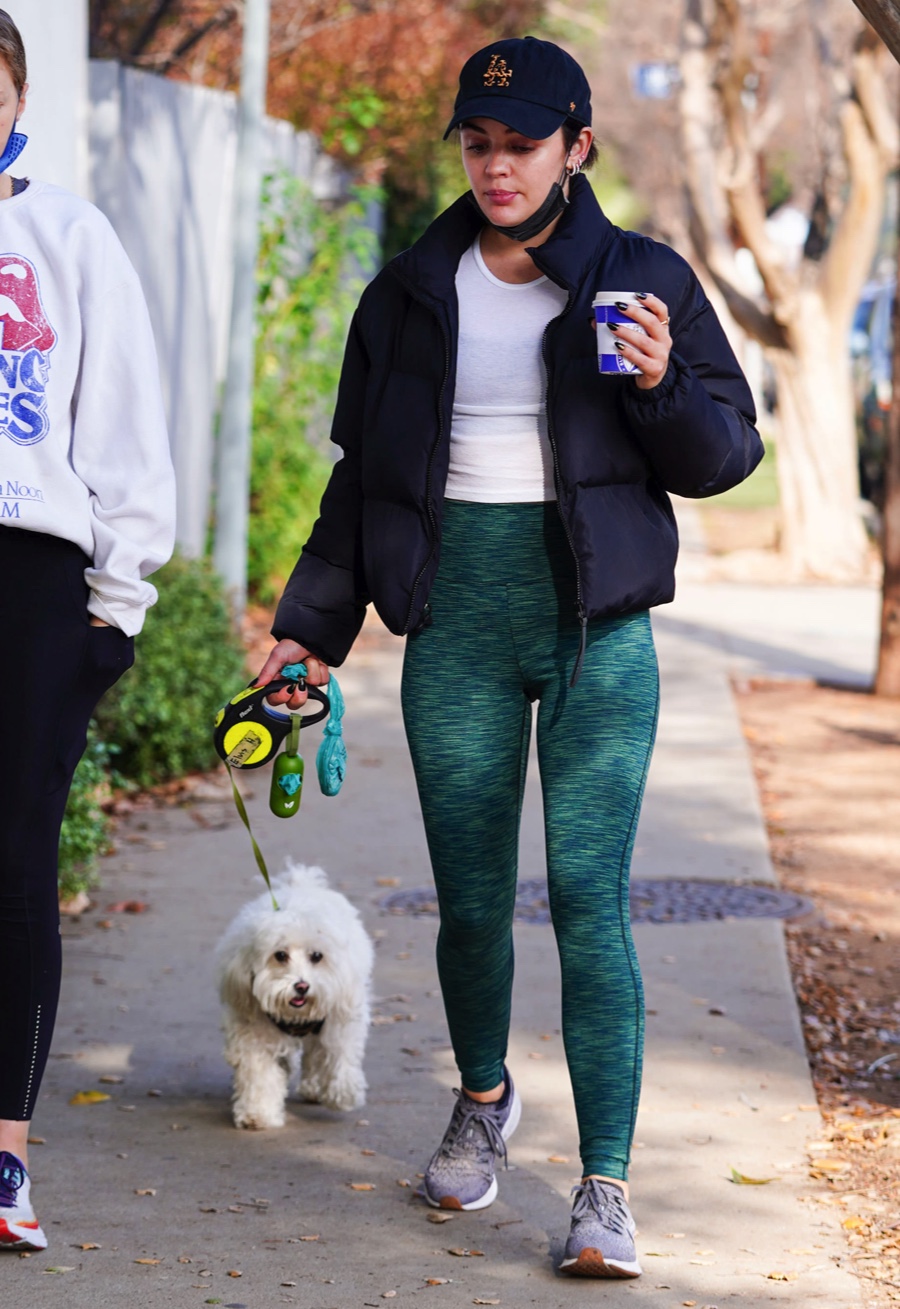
[12,0,89,194]
[89,62,342,555]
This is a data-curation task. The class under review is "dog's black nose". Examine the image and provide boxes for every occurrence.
[293,980,309,996]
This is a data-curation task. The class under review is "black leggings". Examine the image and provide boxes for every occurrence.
[0,528,134,1121]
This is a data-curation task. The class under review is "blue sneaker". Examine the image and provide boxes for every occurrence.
[0,1153,48,1251]
[560,1178,641,1278]
[423,1068,521,1210]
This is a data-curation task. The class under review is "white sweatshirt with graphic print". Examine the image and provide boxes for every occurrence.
[0,179,175,634]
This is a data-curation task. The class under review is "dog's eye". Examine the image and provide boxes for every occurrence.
[309,950,323,964]
[273,950,289,964]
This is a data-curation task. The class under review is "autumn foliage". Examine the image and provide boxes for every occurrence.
[90,1,544,245]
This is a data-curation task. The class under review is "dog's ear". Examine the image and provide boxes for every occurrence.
[218,942,258,1018]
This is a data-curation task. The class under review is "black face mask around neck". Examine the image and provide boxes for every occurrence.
[471,160,571,243]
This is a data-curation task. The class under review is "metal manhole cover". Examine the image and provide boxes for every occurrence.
[380,880,811,925]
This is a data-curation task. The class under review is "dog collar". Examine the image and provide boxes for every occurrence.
[268,1013,325,1038]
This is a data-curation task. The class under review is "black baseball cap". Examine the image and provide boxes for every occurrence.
[443,36,592,141]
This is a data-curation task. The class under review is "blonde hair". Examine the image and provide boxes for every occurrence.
[0,9,25,96]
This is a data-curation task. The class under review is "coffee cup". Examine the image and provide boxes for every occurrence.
[592,292,648,375]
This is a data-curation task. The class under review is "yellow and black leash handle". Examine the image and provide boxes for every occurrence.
[212,675,330,770]
[213,666,347,909]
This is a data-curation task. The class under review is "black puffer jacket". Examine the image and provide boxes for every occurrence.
[273,175,763,666]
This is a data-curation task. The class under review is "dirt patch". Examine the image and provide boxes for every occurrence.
[699,504,781,554]
[735,679,900,1306]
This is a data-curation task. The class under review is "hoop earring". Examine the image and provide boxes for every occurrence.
[566,158,583,177]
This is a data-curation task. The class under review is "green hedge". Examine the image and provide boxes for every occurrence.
[93,553,248,790]
[58,727,114,903]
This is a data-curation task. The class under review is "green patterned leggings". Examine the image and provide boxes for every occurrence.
[401,501,659,1180]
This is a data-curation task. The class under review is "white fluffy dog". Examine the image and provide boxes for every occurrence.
[215,863,373,1129]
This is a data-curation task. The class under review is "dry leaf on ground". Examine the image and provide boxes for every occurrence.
[349,1182,376,1191]
[737,683,900,1304]
[134,1258,161,1265]
[69,1090,110,1106]
[729,1167,776,1185]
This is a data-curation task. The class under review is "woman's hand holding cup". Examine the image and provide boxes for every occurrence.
[609,292,672,390]
[255,638,330,710]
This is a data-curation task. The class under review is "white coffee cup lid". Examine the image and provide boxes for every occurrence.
[592,291,640,307]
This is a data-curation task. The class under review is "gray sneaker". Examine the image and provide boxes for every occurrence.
[560,1178,642,1278]
[423,1069,521,1210]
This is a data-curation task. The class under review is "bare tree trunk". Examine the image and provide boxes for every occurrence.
[768,301,869,577]
[875,184,900,694]
[679,1,897,580]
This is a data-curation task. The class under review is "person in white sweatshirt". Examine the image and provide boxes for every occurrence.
[0,9,175,1251]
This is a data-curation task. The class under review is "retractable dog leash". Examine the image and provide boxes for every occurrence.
[213,662,347,908]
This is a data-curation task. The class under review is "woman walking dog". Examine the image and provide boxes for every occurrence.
[0,9,175,1250]
[258,36,762,1277]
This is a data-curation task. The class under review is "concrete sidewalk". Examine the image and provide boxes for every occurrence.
[4,523,874,1307]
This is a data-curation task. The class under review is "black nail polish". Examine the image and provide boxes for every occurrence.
[614,301,630,312]
[608,322,618,332]
[614,339,626,350]
[635,291,649,300]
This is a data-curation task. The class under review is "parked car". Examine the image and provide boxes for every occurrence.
[851,274,893,510]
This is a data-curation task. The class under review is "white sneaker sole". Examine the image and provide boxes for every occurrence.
[425,1087,522,1211]
[0,1214,48,1251]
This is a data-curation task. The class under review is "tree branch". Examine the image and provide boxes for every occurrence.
[854,33,900,162]
[129,0,179,58]
[850,0,900,65]
[710,0,794,313]
[820,39,898,324]
[686,199,788,349]
[136,3,240,74]
[820,94,889,325]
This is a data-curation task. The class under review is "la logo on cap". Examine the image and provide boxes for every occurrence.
[483,53,512,87]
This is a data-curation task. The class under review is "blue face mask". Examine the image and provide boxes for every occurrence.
[0,129,26,175]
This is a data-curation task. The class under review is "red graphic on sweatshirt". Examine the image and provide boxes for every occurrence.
[0,256,56,353]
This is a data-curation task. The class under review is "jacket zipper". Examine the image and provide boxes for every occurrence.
[540,300,588,687]
[390,267,452,637]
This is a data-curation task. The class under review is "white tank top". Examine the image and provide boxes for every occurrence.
[446,236,568,503]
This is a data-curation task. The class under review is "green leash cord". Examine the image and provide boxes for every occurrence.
[226,763,281,910]
[224,664,347,911]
